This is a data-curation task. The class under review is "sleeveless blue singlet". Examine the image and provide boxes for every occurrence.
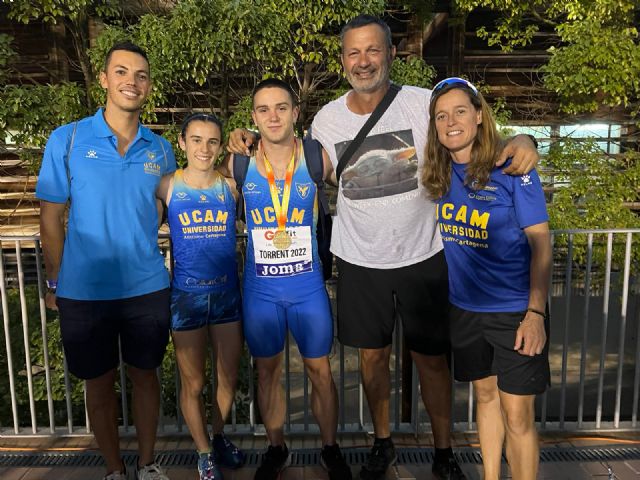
[242,152,322,293]
[168,169,238,292]
[240,148,332,358]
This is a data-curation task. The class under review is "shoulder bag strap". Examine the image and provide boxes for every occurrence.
[65,121,79,199]
[335,83,402,181]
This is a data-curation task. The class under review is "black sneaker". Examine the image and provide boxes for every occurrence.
[320,444,352,480]
[432,456,467,480]
[359,440,397,480]
[254,444,291,480]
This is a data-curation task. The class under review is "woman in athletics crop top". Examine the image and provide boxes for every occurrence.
[157,114,244,479]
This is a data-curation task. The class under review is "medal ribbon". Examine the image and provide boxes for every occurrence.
[262,139,296,231]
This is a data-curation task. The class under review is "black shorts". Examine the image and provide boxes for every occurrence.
[57,288,171,380]
[336,252,449,355]
[449,305,550,395]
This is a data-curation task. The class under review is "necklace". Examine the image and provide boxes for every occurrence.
[259,140,297,179]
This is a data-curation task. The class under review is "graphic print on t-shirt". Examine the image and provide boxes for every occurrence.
[335,129,417,200]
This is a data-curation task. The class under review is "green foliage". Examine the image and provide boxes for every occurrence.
[454,0,640,114]
[4,0,120,24]
[390,56,436,88]
[0,83,86,172]
[545,139,640,231]
[0,34,17,84]
[225,96,255,136]
[490,96,512,128]
[543,20,640,114]
[544,140,640,277]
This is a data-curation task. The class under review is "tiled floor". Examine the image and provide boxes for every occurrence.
[1,432,639,479]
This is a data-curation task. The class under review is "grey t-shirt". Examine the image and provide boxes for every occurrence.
[311,85,443,269]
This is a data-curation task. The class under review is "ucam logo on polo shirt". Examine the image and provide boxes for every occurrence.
[144,161,161,176]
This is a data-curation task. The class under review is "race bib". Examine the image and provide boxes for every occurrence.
[252,226,313,277]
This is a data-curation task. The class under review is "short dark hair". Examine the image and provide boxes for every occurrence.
[340,14,393,51]
[252,78,298,108]
[180,113,223,138]
[104,41,149,70]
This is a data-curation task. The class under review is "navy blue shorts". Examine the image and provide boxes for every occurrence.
[170,288,241,331]
[57,288,171,380]
[242,284,333,359]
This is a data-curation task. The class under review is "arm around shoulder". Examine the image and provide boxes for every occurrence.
[498,134,540,175]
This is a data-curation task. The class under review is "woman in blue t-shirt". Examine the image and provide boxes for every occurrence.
[157,114,244,480]
[422,78,551,480]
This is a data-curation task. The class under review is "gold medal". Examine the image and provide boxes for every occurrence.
[272,229,292,250]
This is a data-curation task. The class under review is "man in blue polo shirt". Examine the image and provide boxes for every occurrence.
[37,42,176,480]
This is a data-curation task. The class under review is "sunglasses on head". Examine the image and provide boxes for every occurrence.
[432,77,478,96]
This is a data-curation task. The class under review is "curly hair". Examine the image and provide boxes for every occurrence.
[422,83,504,199]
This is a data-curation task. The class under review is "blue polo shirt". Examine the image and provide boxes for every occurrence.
[36,108,176,300]
[437,161,548,312]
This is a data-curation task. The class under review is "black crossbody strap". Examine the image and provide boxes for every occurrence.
[336,83,402,180]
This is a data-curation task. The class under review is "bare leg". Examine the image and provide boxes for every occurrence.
[473,376,504,480]
[128,366,161,467]
[303,356,338,445]
[411,351,452,449]
[499,390,538,480]
[256,353,286,446]
[360,346,392,437]
[85,369,123,474]
[173,327,209,451]
[209,321,243,434]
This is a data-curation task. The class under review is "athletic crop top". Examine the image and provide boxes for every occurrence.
[168,169,238,292]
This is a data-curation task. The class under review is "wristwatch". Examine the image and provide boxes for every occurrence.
[46,279,58,293]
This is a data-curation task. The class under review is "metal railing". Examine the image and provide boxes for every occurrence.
[0,229,638,437]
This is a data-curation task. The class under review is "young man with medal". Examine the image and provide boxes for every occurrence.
[226,79,351,480]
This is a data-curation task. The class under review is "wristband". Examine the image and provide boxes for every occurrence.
[46,279,58,291]
[526,307,545,318]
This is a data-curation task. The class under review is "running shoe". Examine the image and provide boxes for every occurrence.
[320,443,352,480]
[254,444,291,480]
[359,439,397,480]
[213,432,245,468]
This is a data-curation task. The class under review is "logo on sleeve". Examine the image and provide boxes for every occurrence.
[520,174,532,186]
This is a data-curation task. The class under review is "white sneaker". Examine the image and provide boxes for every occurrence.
[103,471,128,480]
[136,463,169,480]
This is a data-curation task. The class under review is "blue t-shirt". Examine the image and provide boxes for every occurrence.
[36,108,176,300]
[242,149,322,294]
[437,161,548,312]
[168,169,238,293]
